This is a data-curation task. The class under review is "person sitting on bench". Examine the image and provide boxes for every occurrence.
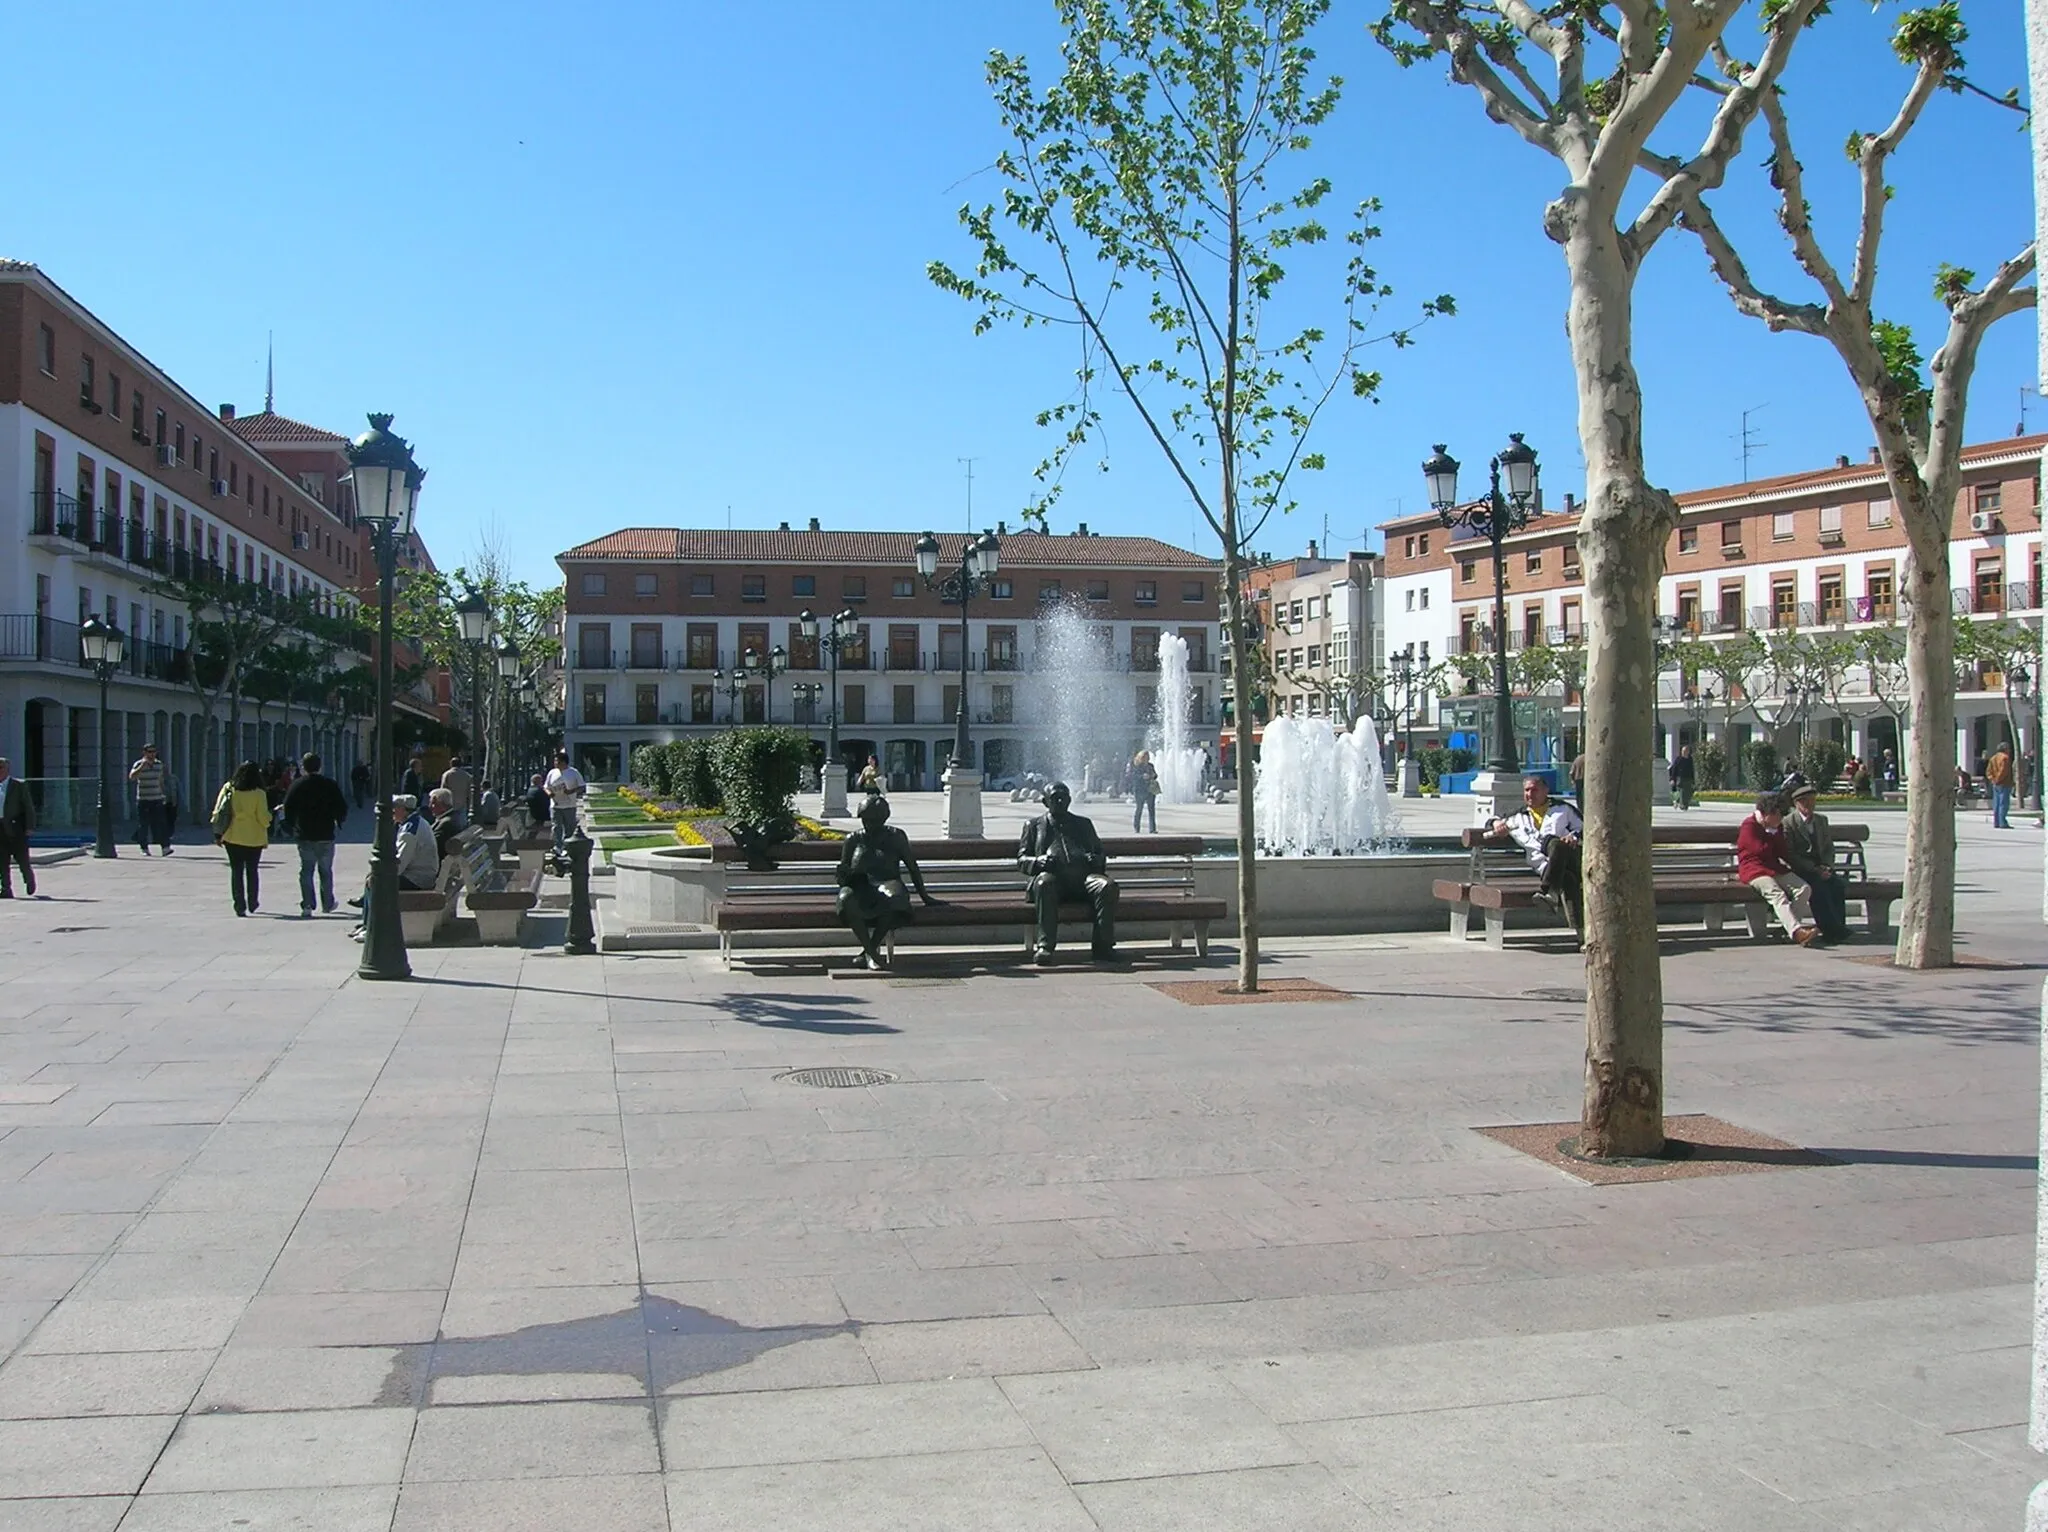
[1017,781,1119,965]
[835,793,936,970]
[1487,774,1584,937]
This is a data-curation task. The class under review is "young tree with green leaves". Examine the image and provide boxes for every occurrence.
[1379,0,1824,1157]
[932,0,1449,992]
[1670,2,2034,966]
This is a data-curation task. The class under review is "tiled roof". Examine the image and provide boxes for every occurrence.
[558,527,1219,569]
[0,258,38,273]
[225,411,350,446]
[1677,433,2048,507]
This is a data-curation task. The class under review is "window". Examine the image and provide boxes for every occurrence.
[1771,509,1794,540]
[582,684,606,727]
[1525,551,1542,575]
[36,324,55,375]
[1039,580,1062,603]
[1418,534,1431,556]
[792,575,816,597]
[1306,644,1322,667]
[174,423,186,463]
[634,573,658,597]
[636,685,659,724]
[843,575,867,602]
[1720,519,1743,551]
[107,373,120,418]
[1866,567,1895,621]
[1305,596,1321,620]
[991,578,1013,600]
[629,625,662,668]
[1818,572,1845,623]
[1678,526,1698,554]
[992,683,1014,723]
[842,684,866,724]
[1403,536,1416,559]
[1771,576,1798,627]
[686,624,717,669]
[581,572,607,596]
[1460,560,1476,584]
[1868,498,1892,528]
[1086,579,1110,601]
[1818,504,1843,540]
[1560,598,1582,638]
[154,408,166,446]
[578,623,611,668]
[208,448,218,482]
[1287,600,1303,625]
[893,684,916,724]
[1132,627,1160,671]
[690,573,714,597]
[131,390,143,435]
[1181,580,1205,603]
[229,463,239,495]
[691,685,713,723]
[1974,556,2005,614]
[892,577,915,598]
[1404,590,1415,612]
[1976,483,2004,514]
[741,574,766,602]
[988,626,1018,670]
[1419,588,1431,610]
[1136,580,1158,605]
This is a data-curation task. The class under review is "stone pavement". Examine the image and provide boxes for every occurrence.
[0,814,2041,1529]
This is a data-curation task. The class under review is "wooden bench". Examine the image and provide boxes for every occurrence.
[398,844,463,946]
[710,834,1227,969]
[451,827,545,944]
[1433,822,1902,949]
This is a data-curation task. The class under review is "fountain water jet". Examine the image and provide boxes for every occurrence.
[1150,632,1205,803]
[1253,714,1403,855]
[1034,601,1121,792]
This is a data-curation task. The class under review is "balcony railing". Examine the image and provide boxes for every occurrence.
[29,490,82,539]
[0,614,191,683]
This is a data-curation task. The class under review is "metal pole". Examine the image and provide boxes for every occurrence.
[93,664,116,859]
[827,639,840,780]
[1487,465,1518,775]
[359,530,410,981]
[954,557,972,771]
[563,826,596,955]
[468,646,483,816]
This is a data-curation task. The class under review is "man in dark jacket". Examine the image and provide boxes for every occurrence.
[0,756,36,898]
[281,752,349,917]
[1783,778,1849,942]
[1669,745,1697,810]
[1016,781,1119,963]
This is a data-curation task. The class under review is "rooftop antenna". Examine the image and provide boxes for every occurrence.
[2020,385,2039,437]
[959,457,977,531]
[264,332,274,414]
[1739,403,1768,482]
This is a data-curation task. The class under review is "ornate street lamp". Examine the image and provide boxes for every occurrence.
[1424,435,1539,816]
[78,615,125,859]
[913,529,1001,837]
[801,607,861,816]
[346,413,425,983]
[496,637,521,798]
[2011,666,2043,811]
[518,675,538,790]
[744,644,789,723]
[1389,640,1431,798]
[713,666,747,723]
[454,588,492,814]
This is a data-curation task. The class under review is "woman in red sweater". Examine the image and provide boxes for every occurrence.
[1736,793,1818,946]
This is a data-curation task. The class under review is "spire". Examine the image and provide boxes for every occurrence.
[264,332,274,414]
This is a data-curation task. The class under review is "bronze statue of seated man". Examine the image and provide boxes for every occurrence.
[835,793,935,969]
[1016,781,1118,964]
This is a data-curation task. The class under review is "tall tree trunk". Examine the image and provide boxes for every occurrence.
[1895,520,1957,967]
[1563,210,1670,1159]
[1222,540,1260,994]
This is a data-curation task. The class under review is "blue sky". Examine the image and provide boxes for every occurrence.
[4,2,2035,587]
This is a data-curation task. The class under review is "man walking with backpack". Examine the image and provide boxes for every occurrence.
[281,752,349,917]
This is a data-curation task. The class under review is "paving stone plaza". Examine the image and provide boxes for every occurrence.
[0,796,2042,1529]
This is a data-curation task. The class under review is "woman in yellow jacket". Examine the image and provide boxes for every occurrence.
[212,760,271,916]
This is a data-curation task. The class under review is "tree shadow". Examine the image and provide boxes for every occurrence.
[1806,1147,2037,1171]
[1664,971,2040,1047]
[684,992,899,1035]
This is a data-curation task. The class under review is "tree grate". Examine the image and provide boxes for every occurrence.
[776,1067,898,1089]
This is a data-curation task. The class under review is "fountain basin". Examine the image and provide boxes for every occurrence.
[611,843,1470,938]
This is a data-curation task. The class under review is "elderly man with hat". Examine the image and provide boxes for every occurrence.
[1781,774,1851,943]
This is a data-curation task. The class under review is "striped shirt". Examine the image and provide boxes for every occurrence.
[130,759,168,801]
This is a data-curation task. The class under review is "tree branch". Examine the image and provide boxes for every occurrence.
[1589,0,1745,207]
[1757,86,1851,310]
[1673,192,1829,336]
[1403,0,1559,157]
[1928,245,2038,472]
[1851,56,1945,307]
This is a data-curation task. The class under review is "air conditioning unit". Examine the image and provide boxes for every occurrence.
[1969,510,1997,534]
[209,478,227,497]
[291,532,309,550]
[155,443,173,466]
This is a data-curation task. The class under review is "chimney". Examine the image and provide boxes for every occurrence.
[1307,539,1319,560]
[1835,455,1850,468]
[1868,447,1881,463]
[1563,492,1577,514]
[218,403,235,421]
[1076,522,1089,537]
[777,520,790,531]
[807,516,820,532]
[997,519,1007,535]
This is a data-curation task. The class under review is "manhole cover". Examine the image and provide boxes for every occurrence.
[776,1067,897,1089]
[1522,987,1587,1003]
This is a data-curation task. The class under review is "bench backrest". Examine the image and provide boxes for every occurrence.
[716,837,1203,907]
[445,827,496,896]
[1460,820,1873,883]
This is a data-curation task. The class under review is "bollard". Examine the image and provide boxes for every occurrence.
[563,826,597,955]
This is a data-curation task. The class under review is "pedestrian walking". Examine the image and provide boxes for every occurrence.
[211,761,271,917]
[401,756,427,804]
[1986,743,2016,829]
[281,752,349,917]
[349,760,371,809]
[128,743,175,854]
[1129,749,1159,834]
[1669,745,1696,811]
[0,757,36,898]
[543,750,587,854]
[441,754,474,817]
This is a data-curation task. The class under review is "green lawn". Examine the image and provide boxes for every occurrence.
[601,832,677,863]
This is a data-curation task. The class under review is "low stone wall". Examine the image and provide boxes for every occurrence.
[610,845,1468,938]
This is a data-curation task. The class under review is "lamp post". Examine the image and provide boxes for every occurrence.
[801,607,860,817]
[713,667,747,723]
[2011,666,2044,812]
[745,644,788,723]
[914,529,1001,838]
[346,413,425,983]
[518,676,538,794]
[1390,641,1429,798]
[78,616,125,859]
[1424,434,1540,821]
[455,588,492,815]
[496,638,521,801]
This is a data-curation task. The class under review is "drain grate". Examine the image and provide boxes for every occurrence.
[776,1066,898,1089]
[1522,987,1587,1003]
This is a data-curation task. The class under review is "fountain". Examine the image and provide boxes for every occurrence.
[1253,714,1404,855]
[1034,600,1122,792]
[1149,632,1205,803]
